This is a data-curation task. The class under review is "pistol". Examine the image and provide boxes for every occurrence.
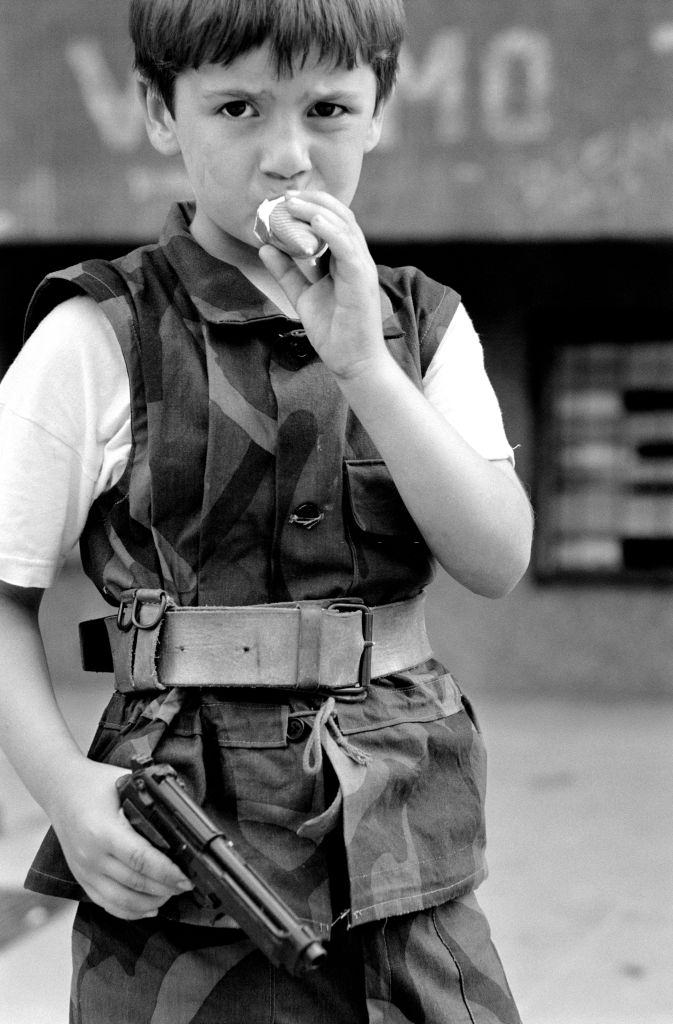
[116,757,328,976]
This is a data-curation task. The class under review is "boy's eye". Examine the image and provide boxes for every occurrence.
[309,101,347,119]
[219,100,256,119]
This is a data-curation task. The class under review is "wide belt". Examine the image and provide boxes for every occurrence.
[79,590,432,697]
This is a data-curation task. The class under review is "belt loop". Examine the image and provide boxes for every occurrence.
[326,600,374,701]
[296,604,323,689]
[110,589,172,692]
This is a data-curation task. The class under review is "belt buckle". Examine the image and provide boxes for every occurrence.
[327,599,374,702]
[116,588,169,632]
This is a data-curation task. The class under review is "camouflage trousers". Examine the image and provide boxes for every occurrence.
[70,892,521,1024]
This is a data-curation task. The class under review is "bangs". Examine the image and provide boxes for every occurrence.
[130,0,405,106]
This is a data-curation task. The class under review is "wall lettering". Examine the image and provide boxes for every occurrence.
[481,29,554,143]
[383,28,553,149]
[4,2,673,239]
[385,30,468,145]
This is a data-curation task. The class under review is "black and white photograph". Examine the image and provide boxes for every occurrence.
[0,2,671,1022]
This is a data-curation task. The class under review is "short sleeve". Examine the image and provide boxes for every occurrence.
[0,296,131,588]
[422,303,515,464]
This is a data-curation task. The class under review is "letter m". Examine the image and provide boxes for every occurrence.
[382,31,468,147]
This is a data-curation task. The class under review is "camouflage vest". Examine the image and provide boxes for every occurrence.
[26,203,460,610]
[25,205,490,932]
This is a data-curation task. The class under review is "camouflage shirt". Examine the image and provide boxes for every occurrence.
[25,203,488,932]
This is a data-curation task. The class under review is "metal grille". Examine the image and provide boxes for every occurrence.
[535,341,673,580]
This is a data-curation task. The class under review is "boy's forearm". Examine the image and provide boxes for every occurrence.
[0,582,90,815]
[0,582,195,917]
[336,354,533,596]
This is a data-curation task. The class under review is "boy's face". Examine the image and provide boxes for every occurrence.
[144,43,384,263]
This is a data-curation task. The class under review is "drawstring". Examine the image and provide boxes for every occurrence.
[330,723,371,767]
[302,697,335,775]
[302,696,371,776]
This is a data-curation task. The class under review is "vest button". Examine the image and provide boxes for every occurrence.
[289,502,325,529]
[278,327,314,365]
[287,717,308,743]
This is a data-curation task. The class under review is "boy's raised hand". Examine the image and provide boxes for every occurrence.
[258,191,389,382]
[51,759,193,920]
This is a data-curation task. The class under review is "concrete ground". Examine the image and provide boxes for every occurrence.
[1,563,672,1023]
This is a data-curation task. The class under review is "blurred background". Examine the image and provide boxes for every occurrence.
[1,1,672,1021]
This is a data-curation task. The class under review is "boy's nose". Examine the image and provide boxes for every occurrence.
[258,121,312,182]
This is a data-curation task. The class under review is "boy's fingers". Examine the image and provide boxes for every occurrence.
[113,820,193,892]
[126,843,192,891]
[106,858,191,897]
[283,195,337,225]
[283,199,367,267]
[258,245,315,304]
[285,190,352,221]
[284,198,354,241]
[91,878,165,920]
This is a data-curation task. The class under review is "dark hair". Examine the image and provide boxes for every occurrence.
[129,0,405,113]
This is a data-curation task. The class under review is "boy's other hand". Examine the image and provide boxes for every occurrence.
[50,760,193,920]
[258,191,390,382]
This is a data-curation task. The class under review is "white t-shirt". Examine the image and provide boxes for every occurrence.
[0,294,514,588]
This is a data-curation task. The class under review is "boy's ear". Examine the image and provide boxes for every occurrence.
[137,78,182,157]
[364,104,386,153]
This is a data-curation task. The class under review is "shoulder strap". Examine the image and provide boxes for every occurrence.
[24,260,139,358]
[23,260,147,467]
[377,265,461,374]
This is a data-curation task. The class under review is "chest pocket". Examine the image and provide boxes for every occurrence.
[344,459,423,540]
[343,458,433,600]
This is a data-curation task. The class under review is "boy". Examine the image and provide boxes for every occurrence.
[0,0,533,1020]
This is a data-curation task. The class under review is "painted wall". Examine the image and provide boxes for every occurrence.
[4,1,673,239]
